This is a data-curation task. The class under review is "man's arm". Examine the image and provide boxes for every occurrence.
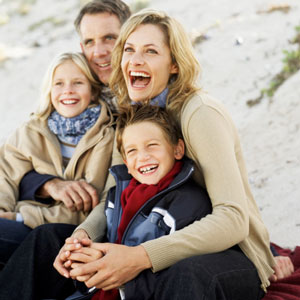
[19,170,56,204]
[19,170,99,212]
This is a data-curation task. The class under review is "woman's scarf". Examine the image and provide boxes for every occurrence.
[131,87,169,108]
[47,105,101,145]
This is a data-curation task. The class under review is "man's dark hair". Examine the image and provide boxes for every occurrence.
[74,0,131,33]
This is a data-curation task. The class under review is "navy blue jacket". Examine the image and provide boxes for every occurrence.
[105,158,212,246]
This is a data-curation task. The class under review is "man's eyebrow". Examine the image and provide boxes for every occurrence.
[104,33,118,38]
[82,38,92,44]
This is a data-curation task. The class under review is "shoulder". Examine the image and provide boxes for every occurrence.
[181,92,229,121]
[6,118,47,146]
[180,92,235,134]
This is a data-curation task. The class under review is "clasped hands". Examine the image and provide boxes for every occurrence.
[53,230,152,291]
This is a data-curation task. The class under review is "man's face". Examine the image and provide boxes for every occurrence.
[79,12,121,85]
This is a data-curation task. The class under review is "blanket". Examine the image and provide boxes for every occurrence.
[263,243,300,300]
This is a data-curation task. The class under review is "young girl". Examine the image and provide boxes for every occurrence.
[0,52,113,230]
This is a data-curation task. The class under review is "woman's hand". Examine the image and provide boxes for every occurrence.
[70,243,152,290]
[53,229,91,278]
[270,255,294,282]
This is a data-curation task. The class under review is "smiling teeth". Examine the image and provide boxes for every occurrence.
[139,165,157,174]
[130,71,150,77]
[98,63,110,67]
[62,100,77,104]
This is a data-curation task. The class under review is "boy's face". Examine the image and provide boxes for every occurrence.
[122,121,184,185]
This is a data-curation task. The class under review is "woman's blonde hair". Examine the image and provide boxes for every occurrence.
[110,9,200,114]
[34,52,102,120]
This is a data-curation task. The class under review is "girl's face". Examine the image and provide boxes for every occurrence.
[51,60,92,118]
[121,24,178,103]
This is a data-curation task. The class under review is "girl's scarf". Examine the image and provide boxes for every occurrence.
[93,160,183,300]
[47,105,101,145]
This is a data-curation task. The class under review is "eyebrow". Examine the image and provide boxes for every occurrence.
[125,42,159,48]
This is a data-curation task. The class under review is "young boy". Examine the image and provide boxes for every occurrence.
[106,105,212,247]
[89,105,212,300]
[66,105,212,300]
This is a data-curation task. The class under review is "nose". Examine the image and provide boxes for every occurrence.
[62,83,74,94]
[93,41,108,57]
[137,149,150,161]
[130,51,144,66]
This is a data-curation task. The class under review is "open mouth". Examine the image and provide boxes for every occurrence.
[60,99,79,105]
[138,164,158,174]
[130,71,151,88]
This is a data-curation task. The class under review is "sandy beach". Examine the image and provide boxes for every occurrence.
[0,0,299,248]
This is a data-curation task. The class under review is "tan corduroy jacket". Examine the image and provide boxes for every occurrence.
[77,92,275,291]
[0,101,114,228]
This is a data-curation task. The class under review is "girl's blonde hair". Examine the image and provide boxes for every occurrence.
[34,52,102,120]
[110,9,200,114]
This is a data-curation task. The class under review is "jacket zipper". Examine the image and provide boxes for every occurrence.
[120,166,194,244]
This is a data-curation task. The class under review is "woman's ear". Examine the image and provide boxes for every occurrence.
[174,139,185,160]
[170,63,179,74]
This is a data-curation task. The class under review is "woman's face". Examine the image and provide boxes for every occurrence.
[51,60,92,118]
[121,24,178,102]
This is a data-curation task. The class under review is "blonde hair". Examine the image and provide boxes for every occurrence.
[110,9,200,114]
[34,52,102,120]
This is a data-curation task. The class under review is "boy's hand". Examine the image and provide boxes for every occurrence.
[70,243,152,290]
[53,229,91,278]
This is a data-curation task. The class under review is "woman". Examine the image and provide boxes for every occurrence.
[0,52,114,263]
[55,9,275,300]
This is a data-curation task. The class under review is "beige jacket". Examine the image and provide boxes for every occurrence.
[0,101,114,228]
[77,93,275,291]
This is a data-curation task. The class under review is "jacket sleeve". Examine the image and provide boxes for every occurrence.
[75,134,123,241]
[0,134,34,211]
[18,170,57,204]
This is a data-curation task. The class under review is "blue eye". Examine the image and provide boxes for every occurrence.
[147,49,158,54]
[124,47,134,52]
[106,35,116,41]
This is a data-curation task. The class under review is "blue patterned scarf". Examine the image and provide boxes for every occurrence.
[47,105,101,145]
[131,88,169,108]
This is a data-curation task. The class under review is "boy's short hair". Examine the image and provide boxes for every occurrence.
[116,105,183,158]
[74,0,131,33]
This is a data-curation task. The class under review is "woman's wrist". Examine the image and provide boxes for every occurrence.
[135,245,152,270]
